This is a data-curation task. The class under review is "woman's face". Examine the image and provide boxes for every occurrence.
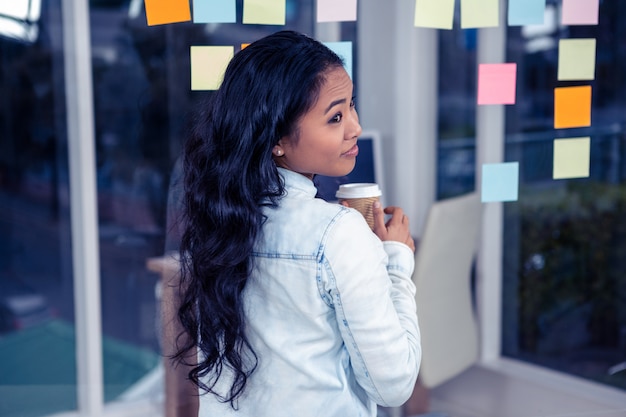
[274,66,362,179]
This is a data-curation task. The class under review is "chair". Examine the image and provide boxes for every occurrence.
[413,192,481,389]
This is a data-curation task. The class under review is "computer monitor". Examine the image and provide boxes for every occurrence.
[314,130,385,204]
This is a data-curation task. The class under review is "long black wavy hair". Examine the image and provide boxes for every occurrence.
[174,31,344,407]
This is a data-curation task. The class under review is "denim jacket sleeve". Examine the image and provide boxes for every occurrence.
[322,208,421,407]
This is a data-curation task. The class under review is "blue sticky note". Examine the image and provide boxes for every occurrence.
[324,41,352,79]
[193,0,237,23]
[508,0,545,26]
[481,162,519,202]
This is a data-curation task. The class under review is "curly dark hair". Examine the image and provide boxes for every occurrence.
[174,31,344,408]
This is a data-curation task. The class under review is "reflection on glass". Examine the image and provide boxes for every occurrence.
[0,1,76,416]
[502,1,626,392]
[0,0,41,43]
[437,11,478,199]
[88,0,321,409]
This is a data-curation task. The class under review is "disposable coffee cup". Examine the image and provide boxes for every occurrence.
[336,183,382,230]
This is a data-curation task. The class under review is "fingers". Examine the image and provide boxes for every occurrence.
[372,201,387,238]
[384,206,406,226]
[374,205,415,252]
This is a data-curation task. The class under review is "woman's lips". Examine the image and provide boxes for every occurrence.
[342,144,359,157]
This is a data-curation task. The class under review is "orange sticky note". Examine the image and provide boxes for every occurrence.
[144,0,191,26]
[554,86,592,129]
[241,43,250,50]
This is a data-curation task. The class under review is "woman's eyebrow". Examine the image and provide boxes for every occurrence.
[324,98,347,114]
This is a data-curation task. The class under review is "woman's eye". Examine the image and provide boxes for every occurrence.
[330,113,342,123]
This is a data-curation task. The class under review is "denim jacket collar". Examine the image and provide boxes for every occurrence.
[277,167,317,198]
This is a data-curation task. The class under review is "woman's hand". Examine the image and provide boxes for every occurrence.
[372,201,415,252]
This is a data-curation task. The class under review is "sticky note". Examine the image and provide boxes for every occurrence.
[481,162,519,203]
[562,0,599,25]
[241,43,250,50]
[193,0,236,23]
[414,0,455,29]
[477,63,517,105]
[317,0,357,22]
[144,0,191,26]
[558,38,596,81]
[461,0,499,28]
[554,86,592,129]
[324,41,353,79]
[508,0,546,26]
[190,46,234,91]
[553,137,590,179]
[243,0,285,25]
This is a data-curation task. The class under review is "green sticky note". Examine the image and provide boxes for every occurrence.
[243,0,286,25]
[553,137,591,179]
[414,0,455,29]
[558,38,596,81]
[461,0,499,28]
[190,46,234,91]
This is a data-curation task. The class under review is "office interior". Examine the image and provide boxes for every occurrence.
[1,1,625,416]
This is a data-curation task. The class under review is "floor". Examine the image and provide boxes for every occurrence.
[379,364,626,417]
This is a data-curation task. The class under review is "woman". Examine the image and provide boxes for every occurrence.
[175,30,421,417]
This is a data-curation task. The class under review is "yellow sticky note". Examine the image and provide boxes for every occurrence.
[414,0,455,29]
[554,86,592,129]
[558,38,596,81]
[144,0,191,26]
[190,46,234,91]
[243,0,286,25]
[553,137,590,179]
[461,0,499,28]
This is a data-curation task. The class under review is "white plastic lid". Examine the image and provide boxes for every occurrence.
[335,183,382,199]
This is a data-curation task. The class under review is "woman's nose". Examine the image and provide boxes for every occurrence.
[347,109,362,139]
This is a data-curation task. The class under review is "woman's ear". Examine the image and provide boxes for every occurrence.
[273,137,288,157]
[272,145,284,157]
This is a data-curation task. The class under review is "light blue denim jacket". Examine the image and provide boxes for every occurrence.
[199,168,421,417]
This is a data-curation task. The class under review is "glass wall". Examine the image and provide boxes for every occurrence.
[2,1,625,416]
[437,14,477,199]
[0,1,78,416]
[90,0,326,408]
[501,1,626,391]
[0,0,334,415]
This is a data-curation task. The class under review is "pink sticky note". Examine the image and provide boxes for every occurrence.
[477,63,517,105]
[317,0,357,22]
[562,0,599,25]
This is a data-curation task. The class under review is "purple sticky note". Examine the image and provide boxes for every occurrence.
[317,0,357,22]
[562,0,599,25]
[477,63,517,105]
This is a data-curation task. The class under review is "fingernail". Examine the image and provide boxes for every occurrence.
[373,201,381,209]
